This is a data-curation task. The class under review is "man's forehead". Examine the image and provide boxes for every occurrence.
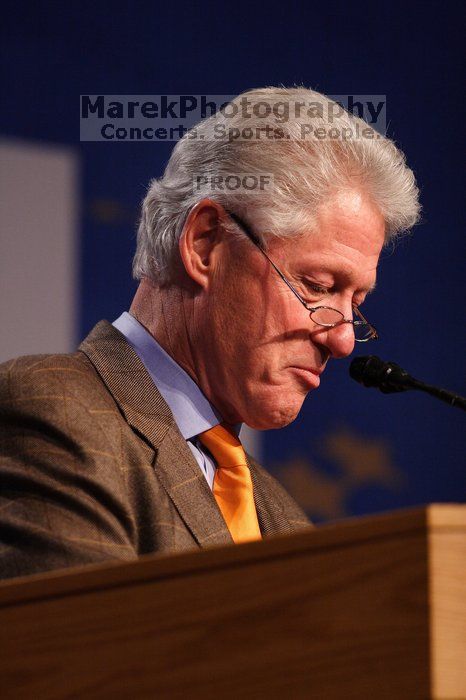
[274,225,384,262]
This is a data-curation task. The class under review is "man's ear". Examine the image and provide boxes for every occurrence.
[179,199,225,289]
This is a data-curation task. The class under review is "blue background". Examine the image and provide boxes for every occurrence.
[1,0,464,521]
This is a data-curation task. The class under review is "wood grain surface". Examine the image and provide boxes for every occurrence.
[0,504,464,699]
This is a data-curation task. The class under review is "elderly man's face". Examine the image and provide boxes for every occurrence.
[196,190,385,429]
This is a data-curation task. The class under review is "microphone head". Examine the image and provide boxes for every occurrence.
[349,356,411,394]
[349,355,377,386]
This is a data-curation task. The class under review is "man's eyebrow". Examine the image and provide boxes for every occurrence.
[308,266,378,295]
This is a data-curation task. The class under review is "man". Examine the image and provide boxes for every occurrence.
[0,87,420,579]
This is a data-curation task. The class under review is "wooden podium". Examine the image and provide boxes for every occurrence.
[0,504,465,699]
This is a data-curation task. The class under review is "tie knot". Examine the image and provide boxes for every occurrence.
[198,423,246,469]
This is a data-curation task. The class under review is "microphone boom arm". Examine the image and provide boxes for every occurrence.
[349,356,466,411]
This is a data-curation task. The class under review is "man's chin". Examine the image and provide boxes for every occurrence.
[243,398,304,431]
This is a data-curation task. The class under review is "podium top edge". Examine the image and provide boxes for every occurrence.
[0,503,464,608]
[426,502,466,527]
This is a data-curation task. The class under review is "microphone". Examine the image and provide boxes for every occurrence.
[349,356,466,411]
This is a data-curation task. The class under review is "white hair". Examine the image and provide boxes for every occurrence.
[133,87,421,283]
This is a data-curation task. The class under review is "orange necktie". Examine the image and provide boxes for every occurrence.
[198,424,262,544]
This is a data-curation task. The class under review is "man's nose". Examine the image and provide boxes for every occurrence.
[316,320,356,359]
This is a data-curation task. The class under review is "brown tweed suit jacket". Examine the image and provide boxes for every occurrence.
[0,321,311,580]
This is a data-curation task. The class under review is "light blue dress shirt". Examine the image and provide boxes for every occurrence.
[112,311,222,489]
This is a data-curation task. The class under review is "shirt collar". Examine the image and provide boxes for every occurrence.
[112,312,223,440]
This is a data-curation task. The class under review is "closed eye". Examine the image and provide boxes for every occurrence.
[301,279,329,296]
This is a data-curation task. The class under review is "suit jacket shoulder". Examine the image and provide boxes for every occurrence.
[0,349,145,578]
[0,322,312,580]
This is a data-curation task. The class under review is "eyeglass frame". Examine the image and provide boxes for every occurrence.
[225,210,378,342]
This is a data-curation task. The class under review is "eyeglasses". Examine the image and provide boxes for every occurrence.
[226,211,378,342]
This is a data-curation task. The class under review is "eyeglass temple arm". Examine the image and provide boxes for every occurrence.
[227,211,309,306]
[228,210,378,336]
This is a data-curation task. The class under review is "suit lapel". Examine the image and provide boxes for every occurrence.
[79,320,232,548]
[248,456,296,537]
[155,423,232,546]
